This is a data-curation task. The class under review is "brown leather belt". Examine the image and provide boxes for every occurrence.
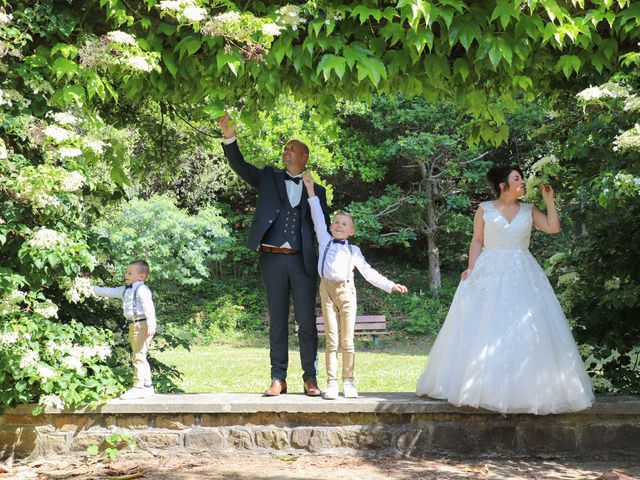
[259,245,299,254]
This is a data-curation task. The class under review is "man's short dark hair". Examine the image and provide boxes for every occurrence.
[289,139,309,157]
[129,259,150,277]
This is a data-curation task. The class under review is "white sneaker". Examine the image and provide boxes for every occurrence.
[323,381,339,400]
[119,386,154,400]
[343,380,358,398]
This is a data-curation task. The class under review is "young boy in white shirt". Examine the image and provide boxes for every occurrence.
[303,172,408,399]
[93,260,157,400]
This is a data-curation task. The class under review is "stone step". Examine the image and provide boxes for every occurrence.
[1,394,639,459]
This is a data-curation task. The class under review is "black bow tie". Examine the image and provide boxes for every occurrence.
[125,284,133,289]
[284,174,301,184]
[332,239,346,245]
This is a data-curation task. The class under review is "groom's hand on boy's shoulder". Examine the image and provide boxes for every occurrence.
[392,284,408,294]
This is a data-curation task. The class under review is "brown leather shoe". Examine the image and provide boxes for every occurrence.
[303,378,321,396]
[264,378,287,396]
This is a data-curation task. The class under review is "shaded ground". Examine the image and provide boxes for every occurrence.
[8,453,640,480]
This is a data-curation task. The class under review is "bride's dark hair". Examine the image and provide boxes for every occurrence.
[487,165,524,198]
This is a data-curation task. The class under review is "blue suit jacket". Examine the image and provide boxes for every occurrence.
[222,140,330,277]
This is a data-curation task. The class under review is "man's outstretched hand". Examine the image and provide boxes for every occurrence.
[219,112,235,139]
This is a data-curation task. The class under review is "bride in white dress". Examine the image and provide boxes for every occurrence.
[416,166,594,414]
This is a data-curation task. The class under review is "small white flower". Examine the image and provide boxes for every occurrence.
[51,112,78,125]
[0,331,19,345]
[126,56,154,72]
[43,125,71,143]
[65,276,96,303]
[0,12,12,25]
[20,350,40,369]
[34,299,59,319]
[157,0,181,12]
[60,171,85,191]
[212,11,240,22]
[36,364,56,382]
[31,193,62,209]
[39,394,64,410]
[62,355,84,373]
[84,138,106,154]
[106,30,137,45]
[0,143,7,160]
[262,22,283,36]
[183,5,207,21]
[59,147,83,159]
[27,228,67,249]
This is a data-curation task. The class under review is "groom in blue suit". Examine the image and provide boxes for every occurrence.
[219,113,330,396]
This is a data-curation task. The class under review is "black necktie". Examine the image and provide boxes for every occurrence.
[332,239,346,245]
[285,174,301,184]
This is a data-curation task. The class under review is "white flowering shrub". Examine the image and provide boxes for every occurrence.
[0,291,121,412]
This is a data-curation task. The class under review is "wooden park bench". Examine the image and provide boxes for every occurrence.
[297,315,389,346]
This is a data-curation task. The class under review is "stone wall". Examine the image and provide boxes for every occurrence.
[1,393,639,459]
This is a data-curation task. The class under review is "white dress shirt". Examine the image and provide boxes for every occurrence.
[308,196,395,293]
[93,280,157,330]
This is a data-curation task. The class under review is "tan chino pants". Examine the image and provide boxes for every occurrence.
[129,321,152,387]
[319,278,357,382]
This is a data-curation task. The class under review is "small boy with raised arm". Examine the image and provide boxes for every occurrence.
[303,172,408,399]
[93,260,156,400]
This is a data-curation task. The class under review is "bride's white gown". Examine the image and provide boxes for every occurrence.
[416,201,594,414]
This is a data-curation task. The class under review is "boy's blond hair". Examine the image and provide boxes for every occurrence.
[334,211,355,229]
[129,259,150,278]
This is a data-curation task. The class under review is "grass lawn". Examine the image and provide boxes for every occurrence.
[155,336,430,393]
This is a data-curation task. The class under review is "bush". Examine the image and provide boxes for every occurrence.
[94,195,231,285]
[0,293,124,412]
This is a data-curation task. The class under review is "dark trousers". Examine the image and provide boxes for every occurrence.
[259,252,318,381]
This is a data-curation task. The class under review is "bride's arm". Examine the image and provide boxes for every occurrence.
[532,184,561,234]
[461,207,485,280]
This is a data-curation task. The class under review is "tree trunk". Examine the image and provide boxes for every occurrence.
[420,163,442,295]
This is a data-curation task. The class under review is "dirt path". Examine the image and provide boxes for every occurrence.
[8,453,638,480]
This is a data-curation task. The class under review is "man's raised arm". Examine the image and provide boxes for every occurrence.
[219,113,260,189]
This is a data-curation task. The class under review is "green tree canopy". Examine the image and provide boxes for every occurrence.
[7,0,640,144]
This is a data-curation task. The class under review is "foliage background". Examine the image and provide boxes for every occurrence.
[1,0,639,412]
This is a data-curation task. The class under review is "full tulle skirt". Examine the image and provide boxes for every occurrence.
[416,249,594,415]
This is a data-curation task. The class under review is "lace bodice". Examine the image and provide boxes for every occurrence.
[480,201,533,251]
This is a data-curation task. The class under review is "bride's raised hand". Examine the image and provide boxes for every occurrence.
[540,183,555,204]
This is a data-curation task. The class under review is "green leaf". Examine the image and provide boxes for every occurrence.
[85,71,106,100]
[158,22,177,36]
[61,84,85,106]
[51,58,78,80]
[317,54,347,80]
[556,54,581,78]
[459,22,481,51]
[488,39,502,67]
[25,54,48,68]
[51,43,78,59]
[162,51,178,76]
[491,0,519,29]
[175,36,202,59]
[350,5,383,24]
[453,57,471,81]
[406,28,434,55]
